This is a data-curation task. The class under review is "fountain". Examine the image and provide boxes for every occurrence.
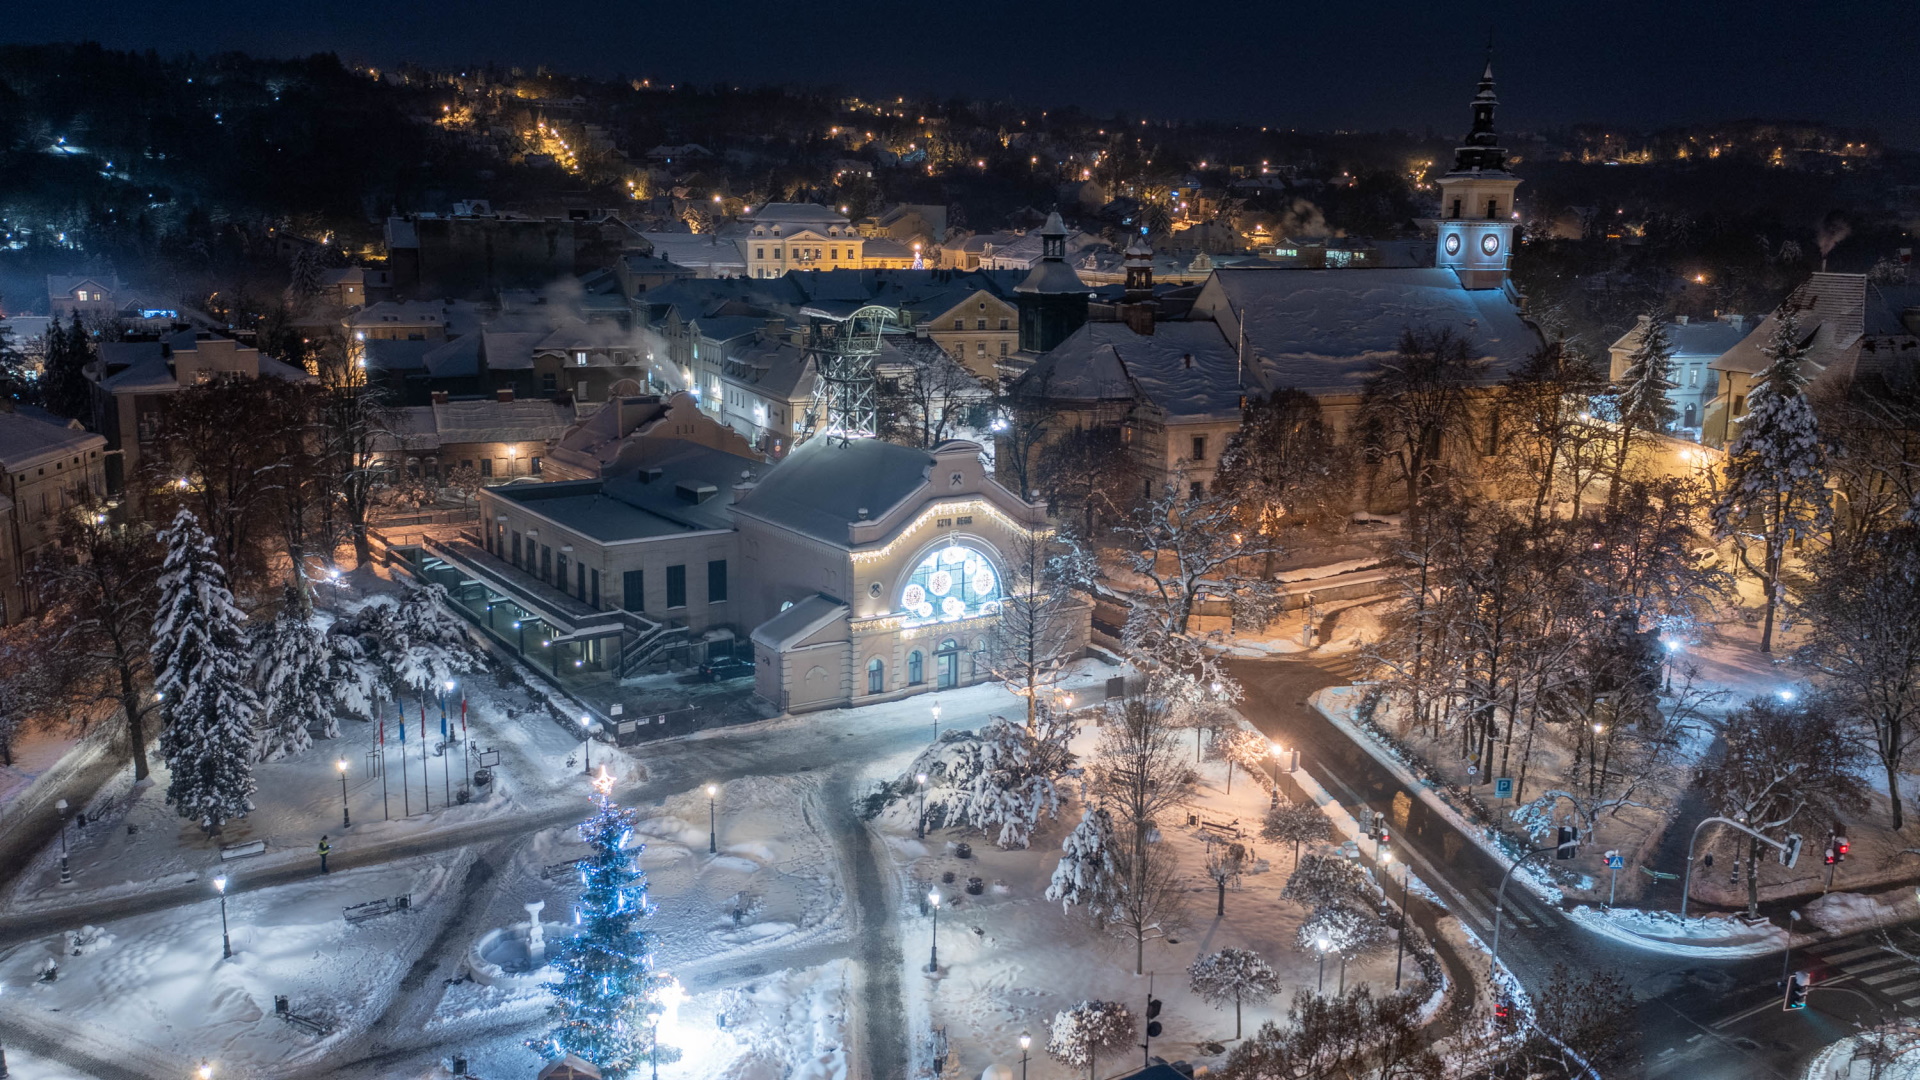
[466,900,578,988]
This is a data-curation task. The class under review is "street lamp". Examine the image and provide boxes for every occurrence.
[55,798,71,884]
[579,715,592,774]
[1018,1032,1031,1080]
[915,773,929,839]
[1385,851,1412,989]
[1315,936,1329,993]
[336,758,351,828]
[1268,743,1283,804]
[213,875,232,959]
[706,784,718,854]
[930,702,942,741]
[1662,639,1678,691]
[927,890,942,972]
[197,1062,213,1080]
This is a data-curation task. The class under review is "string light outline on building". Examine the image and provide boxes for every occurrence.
[848,498,1050,564]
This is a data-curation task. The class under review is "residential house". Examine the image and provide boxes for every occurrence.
[732,204,867,278]
[1608,313,1751,437]
[543,391,759,481]
[88,331,311,496]
[46,275,123,321]
[375,391,584,486]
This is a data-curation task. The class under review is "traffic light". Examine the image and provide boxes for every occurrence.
[1145,997,1163,1038]
[1556,826,1578,860]
[1493,998,1514,1029]
[1824,845,1836,866]
[1834,836,1850,863]
[1783,971,1809,1010]
[1780,833,1802,869]
[1379,824,1391,846]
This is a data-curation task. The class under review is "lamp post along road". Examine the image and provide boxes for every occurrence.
[579,715,592,774]
[1315,937,1329,993]
[706,784,718,854]
[55,799,70,884]
[1018,1033,1030,1080]
[213,875,232,959]
[927,890,941,972]
[915,772,928,839]
[336,759,351,828]
[1680,816,1798,917]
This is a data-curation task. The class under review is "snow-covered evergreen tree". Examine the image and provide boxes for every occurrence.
[544,772,672,1078]
[1711,303,1832,651]
[336,579,479,700]
[152,509,260,831]
[1046,1000,1135,1080]
[254,584,337,760]
[1189,947,1281,1039]
[1047,805,1122,923]
[959,710,1077,848]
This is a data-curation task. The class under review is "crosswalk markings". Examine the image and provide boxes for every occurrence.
[1845,956,1907,977]
[1862,966,1920,986]
[1814,944,1887,963]
[1901,995,1920,1009]
[1878,977,1920,996]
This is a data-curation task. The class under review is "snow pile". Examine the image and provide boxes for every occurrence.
[713,961,852,1080]
[1565,905,1786,958]
[1803,889,1920,936]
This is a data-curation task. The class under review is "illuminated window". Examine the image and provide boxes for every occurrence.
[867,658,885,694]
[899,545,1000,627]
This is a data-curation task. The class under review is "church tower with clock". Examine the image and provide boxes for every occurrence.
[1433,61,1519,290]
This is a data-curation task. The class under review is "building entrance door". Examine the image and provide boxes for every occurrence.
[936,639,960,689]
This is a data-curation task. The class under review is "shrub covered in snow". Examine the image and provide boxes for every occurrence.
[1046,1000,1135,1080]
[1189,947,1281,1039]
[1046,805,1122,923]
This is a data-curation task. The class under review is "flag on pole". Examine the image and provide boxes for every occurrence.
[397,698,407,743]
[420,701,429,743]
[460,696,468,736]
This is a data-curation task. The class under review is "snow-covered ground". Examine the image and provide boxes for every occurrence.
[862,714,1422,1080]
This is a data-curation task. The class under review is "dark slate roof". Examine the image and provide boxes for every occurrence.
[734,436,934,545]
[362,338,436,372]
[750,593,849,651]
[1019,321,1244,419]
[1206,268,1540,395]
[497,439,760,542]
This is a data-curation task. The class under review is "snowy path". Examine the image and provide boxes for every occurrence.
[822,771,906,1080]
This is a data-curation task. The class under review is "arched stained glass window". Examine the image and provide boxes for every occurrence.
[899,545,1000,627]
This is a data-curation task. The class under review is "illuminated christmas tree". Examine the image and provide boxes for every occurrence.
[543,769,673,1078]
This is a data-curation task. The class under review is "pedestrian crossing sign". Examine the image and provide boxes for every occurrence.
[1606,853,1625,870]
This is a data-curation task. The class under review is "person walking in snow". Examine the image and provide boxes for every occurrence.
[318,835,332,874]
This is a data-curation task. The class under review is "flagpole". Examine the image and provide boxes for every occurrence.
[460,695,470,800]
[399,698,411,817]
[379,711,390,820]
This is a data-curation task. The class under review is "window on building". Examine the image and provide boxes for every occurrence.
[867,658,885,695]
[953,319,964,330]
[511,532,523,566]
[950,344,965,362]
[1689,366,1699,388]
[908,650,924,685]
[999,317,1009,330]
[756,247,765,260]
[1486,198,1499,220]
[999,341,1008,357]
[666,564,687,608]
[541,546,552,582]
[708,560,728,603]
[1733,394,1746,416]
[462,459,474,471]
[1192,435,1207,461]
[830,248,838,260]
[575,351,588,366]
[1450,198,1462,219]
[556,553,569,592]
[590,568,601,607]
[577,563,587,598]
[976,318,987,330]
[1189,480,1205,500]
[773,247,782,259]
[531,456,542,475]
[623,570,644,611]
[976,341,987,358]
[541,373,558,394]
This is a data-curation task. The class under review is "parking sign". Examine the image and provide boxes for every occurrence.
[1494,777,1514,800]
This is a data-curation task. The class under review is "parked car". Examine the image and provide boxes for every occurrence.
[698,655,755,682]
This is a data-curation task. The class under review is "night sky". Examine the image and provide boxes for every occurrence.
[9,0,1920,145]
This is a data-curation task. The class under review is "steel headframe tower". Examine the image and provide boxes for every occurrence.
[805,303,901,445]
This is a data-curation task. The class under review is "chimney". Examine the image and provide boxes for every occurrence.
[495,387,514,402]
[1123,302,1157,336]
[431,390,449,404]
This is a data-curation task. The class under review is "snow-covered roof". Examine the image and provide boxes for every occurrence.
[0,408,103,471]
[498,439,757,541]
[725,338,815,401]
[362,338,436,372]
[1195,268,1540,396]
[1610,316,1750,361]
[734,437,936,546]
[750,593,849,651]
[1019,321,1244,419]
[1713,273,1867,378]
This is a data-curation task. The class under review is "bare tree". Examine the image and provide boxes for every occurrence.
[1515,964,1641,1079]
[31,497,162,781]
[1203,838,1249,916]
[1214,388,1355,555]
[1357,327,1489,536]
[1262,800,1333,865]
[1091,695,1196,973]
[876,340,987,449]
[1188,947,1280,1039]
[1499,340,1602,526]
[987,524,1096,731]
[1704,695,1867,915]
[1796,526,1920,829]
[1034,425,1138,537]
[1220,988,1441,1080]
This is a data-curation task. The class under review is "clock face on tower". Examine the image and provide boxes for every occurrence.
[1481,233,1501,256]
[1444,233,1461,256]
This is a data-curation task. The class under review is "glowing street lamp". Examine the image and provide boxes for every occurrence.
[930,702,942,741]
[335,758,350,828]
[578,715,593,774]
[1315,936,1330,993]
[706,784,719,854]
[1018,1032,1031,1080]
[915,772,929,839]
[213,875,232,959]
